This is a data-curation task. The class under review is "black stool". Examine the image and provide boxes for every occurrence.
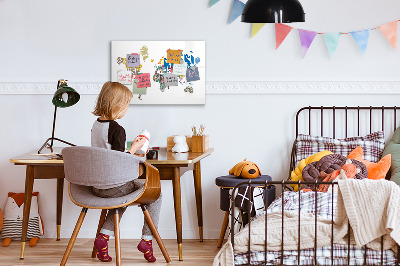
[215,175,275,248]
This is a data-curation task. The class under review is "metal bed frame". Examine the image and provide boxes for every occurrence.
[230,106,400,266]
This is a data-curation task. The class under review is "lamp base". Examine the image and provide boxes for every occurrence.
[38,137,76,154]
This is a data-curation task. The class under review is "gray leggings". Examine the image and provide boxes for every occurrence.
[92,180,162,240]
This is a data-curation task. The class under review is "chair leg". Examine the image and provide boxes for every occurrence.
[91,209,108,258]
[217,211,230,248]
[60,208,88,266]
[114,209,121,266]
[141,205,171,263]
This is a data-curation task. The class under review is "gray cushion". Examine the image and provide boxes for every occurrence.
[69,180,145,208]
[382,126,400,184]
[215,175,272,188]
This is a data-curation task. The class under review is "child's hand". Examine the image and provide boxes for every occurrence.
[129,137,147,155]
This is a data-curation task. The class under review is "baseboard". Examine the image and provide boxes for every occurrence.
[1,81,400,94]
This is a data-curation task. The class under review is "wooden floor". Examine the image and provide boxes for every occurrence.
[0,239,221,265]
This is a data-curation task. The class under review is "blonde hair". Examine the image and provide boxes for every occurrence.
[93,82,133,120]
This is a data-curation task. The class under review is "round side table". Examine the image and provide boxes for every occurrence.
[215,175,275,248]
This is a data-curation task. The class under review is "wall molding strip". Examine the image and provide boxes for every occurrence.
[0,81,399,95]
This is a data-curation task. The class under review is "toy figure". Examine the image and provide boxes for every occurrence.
[172,135,189,153]
[1,192,43,247]
[229,159,261,179]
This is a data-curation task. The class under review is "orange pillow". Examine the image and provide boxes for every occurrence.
[347,146,391,180]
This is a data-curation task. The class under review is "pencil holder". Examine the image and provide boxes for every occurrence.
[191,135,209,153]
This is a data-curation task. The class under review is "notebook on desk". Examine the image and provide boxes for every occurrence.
[30,153,63,159]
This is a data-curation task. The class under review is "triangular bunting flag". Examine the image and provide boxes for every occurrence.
[209,0,220,7]
[229,0,245,24]
[251,23,266,38]
[298,29,317,58]
[275,23,293,49]
[351,29,370,55]
[378,21,398,50]
[323,33,341,58]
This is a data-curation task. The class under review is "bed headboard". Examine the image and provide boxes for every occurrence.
[290,106,400,179]
[295,106,400,138]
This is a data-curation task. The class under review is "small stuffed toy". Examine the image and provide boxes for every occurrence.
[1,192,44,247]
[229,159,261,179]
[172,135,189,153]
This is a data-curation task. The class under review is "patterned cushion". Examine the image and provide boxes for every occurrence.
[295,131,385,166]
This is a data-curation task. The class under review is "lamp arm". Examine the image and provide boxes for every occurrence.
[50,79,61,148]
[50,105,57,148]
[37,79,76,154]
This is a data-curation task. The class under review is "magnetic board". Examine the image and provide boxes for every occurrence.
[111,41,205,105]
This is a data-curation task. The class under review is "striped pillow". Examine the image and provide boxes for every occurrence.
[294,131,385,166]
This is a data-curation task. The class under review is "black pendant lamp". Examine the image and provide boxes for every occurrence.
[242,0,305,23]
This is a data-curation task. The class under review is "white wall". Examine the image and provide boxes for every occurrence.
[1,0,400,239]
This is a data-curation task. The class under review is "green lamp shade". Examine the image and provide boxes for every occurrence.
[52,84,80,108]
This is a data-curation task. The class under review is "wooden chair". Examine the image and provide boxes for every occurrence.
[60,146,171,265]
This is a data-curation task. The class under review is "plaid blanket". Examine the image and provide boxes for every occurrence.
[228,186,275,236]
[235,186,266,224]
[266,190,336,220]
[234,191,397,265]
[235,244,397,265]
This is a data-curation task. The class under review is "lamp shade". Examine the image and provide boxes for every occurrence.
[241,0,305,23]
[52,84,80,108]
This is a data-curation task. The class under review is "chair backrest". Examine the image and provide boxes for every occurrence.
[62,146,145,187]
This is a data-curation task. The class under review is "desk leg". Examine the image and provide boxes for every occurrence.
[172,167,183,261]
[193,161,203,242]
[20,165,35,259]
[56,178,64,241]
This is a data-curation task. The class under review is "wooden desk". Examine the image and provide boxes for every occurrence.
[10,147,213,261]
[9,148,64,259]
[146,148,213,260]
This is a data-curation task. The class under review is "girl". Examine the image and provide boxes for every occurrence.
[91,81,162,263]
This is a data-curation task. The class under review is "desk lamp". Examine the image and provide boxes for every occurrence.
[38,79,80,154]
[241,0,305,23]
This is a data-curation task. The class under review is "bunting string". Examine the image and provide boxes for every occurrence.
[209,0,400,58]
[285,20,400,35]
